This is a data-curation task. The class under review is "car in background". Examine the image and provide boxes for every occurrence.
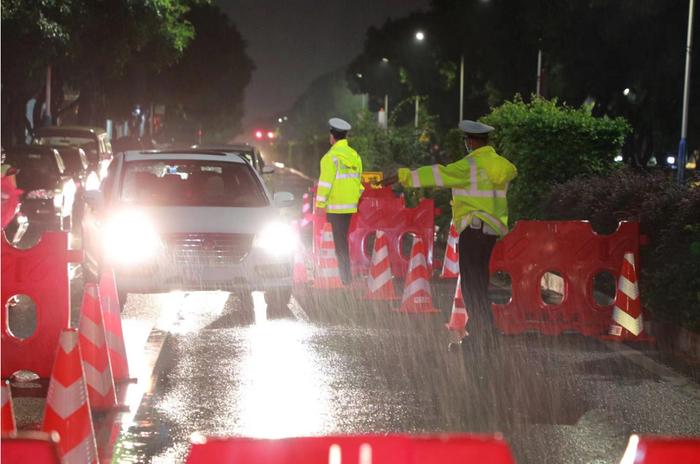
[54,146,101,227]
[191,143,271,176]
[4,146,77,231]
[32,126,112,178]
[81,149,295,313]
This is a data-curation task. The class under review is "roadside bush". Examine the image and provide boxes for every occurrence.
[544,169,700,330]
[482,96,630,222]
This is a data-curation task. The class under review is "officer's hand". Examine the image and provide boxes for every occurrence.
[380,174,398,187]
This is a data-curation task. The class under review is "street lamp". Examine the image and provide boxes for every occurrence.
[677,0,695,185]
[415,31,425,42]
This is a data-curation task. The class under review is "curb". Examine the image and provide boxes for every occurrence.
[646,319,700,364]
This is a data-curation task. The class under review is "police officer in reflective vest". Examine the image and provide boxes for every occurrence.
[384,120,517,338]
[315,118,364,285]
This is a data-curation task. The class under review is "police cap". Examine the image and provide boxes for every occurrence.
[329,118,352,132]
[459,120,494,137]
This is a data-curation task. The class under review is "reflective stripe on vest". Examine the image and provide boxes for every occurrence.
[461,158,508,198]
[327,203,357,211]
[318,180,332,189]
[432,164,443,186]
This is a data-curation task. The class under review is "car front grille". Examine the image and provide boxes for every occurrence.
[165,233,254,267]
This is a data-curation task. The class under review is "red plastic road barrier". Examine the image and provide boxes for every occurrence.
[186,434,516,464]
[313,187,435,280]
[1,431,62,464]
[1,232,81,379]
[1,172,22,229]
[619,435,700,463]
[489,221,645,336]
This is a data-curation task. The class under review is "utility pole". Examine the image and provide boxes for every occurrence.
[459,54,464,122]
[678,0,695,185]
[536,48,543,97]
[415,96,420,128]
[45,65,52,125]
[384,94,389,128]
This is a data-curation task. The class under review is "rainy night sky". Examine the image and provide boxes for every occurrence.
[217,0,430,123]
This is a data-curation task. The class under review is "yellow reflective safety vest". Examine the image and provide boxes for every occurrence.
[315,139,364,213]
[398,146,517,237]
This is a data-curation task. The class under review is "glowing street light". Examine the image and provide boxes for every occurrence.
[623,88,631,96]
[415,31,425,41]
[381,57,389,63]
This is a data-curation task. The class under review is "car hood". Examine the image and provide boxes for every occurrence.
[117,206,280,235]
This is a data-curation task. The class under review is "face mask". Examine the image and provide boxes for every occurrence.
[464,139,473,154]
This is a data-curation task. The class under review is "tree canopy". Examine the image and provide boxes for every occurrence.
[347,0,699,164]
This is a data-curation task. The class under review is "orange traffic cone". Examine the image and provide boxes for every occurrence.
[366,230,398,300]
[2,380,17,433]
[605,252,653,342]
[440,221,460,279]
[98,269,131,382]
[395,237,439,313]
[300,192,313,229]
[313,222,343,289]
[42,329,98,464]
[79,283,118,411]
[445,275,469,341]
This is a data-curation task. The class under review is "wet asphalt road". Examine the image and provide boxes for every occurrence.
[7,167,700,463]
[109,168,700,464]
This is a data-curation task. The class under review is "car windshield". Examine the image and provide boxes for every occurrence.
[58,149,87,174]
[7,152,60,190]
[35,135,99,160]
[120,159,268,207]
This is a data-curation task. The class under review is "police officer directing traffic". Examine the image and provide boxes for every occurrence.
[383,120,517,341]
[315,118,364,285]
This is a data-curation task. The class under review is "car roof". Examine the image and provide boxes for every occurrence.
[33,126,107,137]
[124,150,248,164]
[191,144,255,153]
[5,145,59,156]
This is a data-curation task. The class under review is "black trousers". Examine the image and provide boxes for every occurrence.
[327,213,353,284]
[459,227,497,335]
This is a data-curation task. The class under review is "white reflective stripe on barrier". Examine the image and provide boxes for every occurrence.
[62,434,97,464]
[403,278,431,298]
[318,181,332,189]
[408,253,426,272]
[445,260,459,273]
[432,164,443,186]
[618,276,640,300]
[374,246,389,262]
[327,203,357,210]
[369,268,392,291]
[322,231,334,240]
[336,173,360,179]
[411,170,420,186]
[613,306,643,336]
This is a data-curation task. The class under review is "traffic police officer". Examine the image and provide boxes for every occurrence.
[315,118,364,285]
[384,120,517,339]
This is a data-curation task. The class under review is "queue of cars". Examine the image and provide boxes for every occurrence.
[2,125,294,313]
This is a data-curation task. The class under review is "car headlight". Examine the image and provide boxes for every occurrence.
[253,221,297,255]
[103,211,161,265]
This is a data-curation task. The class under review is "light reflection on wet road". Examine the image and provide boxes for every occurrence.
[110,285,700,464]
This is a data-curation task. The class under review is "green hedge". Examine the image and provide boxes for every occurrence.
[482,96,631,222]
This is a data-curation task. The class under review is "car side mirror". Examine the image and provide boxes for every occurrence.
[84,190,104,209]
[273,191,294,207]
[262,165,275,174]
